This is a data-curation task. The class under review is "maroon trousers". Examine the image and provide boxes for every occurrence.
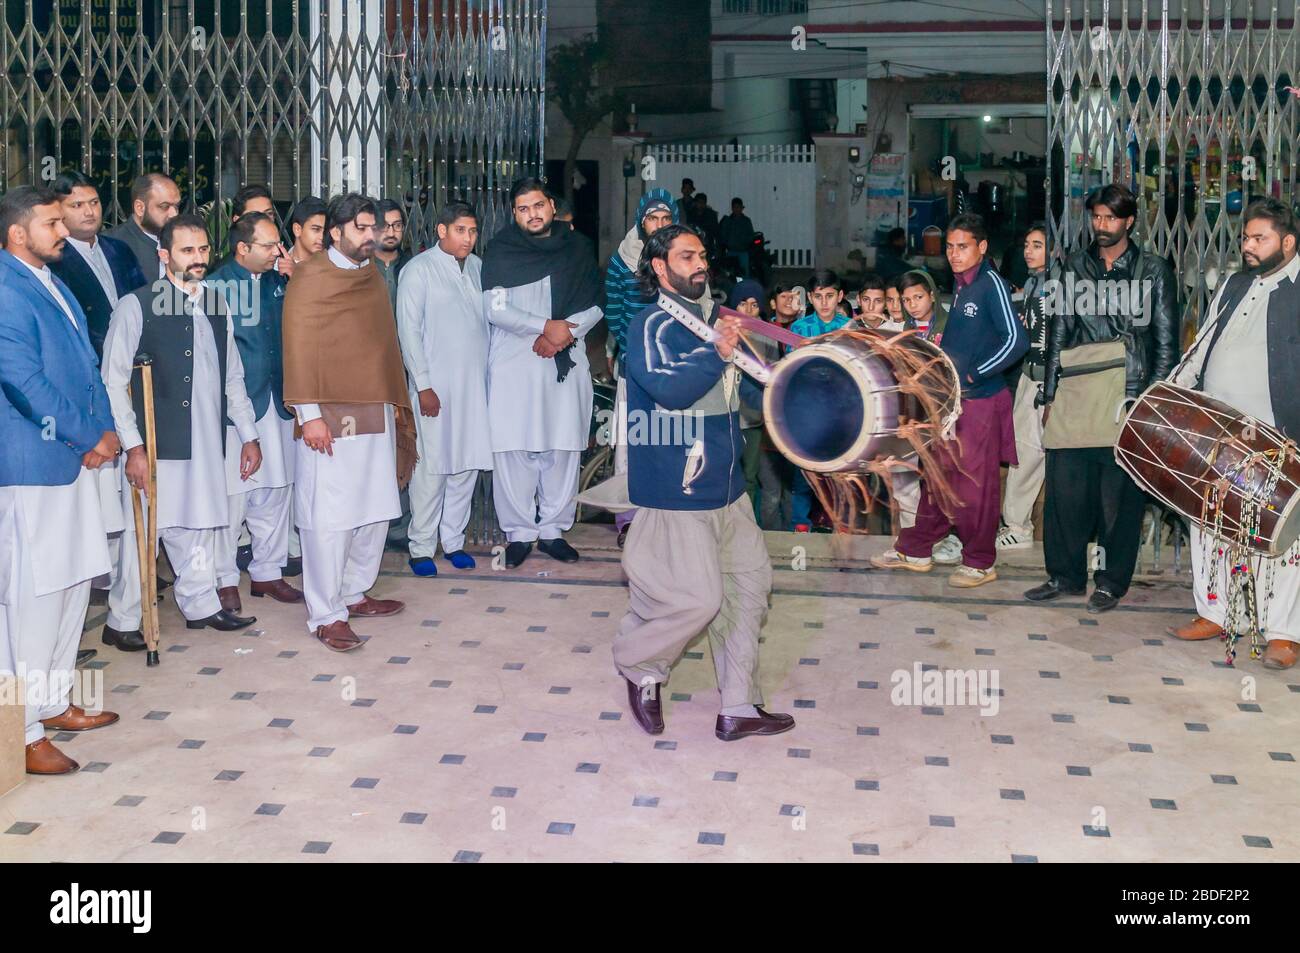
[895,388,1016,570]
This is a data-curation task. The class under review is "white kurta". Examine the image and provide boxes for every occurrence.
[291,247,400,533]
[484,277,601,453]
[1174,254,1300,641]
[225,408,295,495]
[102,287,259,530]
[397,245,493,474]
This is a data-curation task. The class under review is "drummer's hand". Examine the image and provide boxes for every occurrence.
[125,446,150,494]
[714,315,741,359]
[240,440,262,481]
[302,418,334,456]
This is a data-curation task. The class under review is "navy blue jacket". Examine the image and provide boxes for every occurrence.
[942,258,1028,399]
[0,250,115,487]
[207,259,292,422]
[49,233,146,358]
[625,291,762,511]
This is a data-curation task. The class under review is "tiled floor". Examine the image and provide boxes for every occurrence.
[1,527,1296,862]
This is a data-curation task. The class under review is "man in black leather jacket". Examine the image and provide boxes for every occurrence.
[1025,184,1179,613]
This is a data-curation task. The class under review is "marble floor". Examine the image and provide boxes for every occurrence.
[1,527,1296,863]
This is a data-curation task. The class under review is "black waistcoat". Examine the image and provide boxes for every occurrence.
[129,280,228,461]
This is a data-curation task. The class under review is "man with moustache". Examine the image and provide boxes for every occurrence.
[282,193,416,653]
[481,177,604,568]
[373,198,412,312]
[0,186,122,774]
[109,173,182,279]
[397,200,490,576]
[614,223,792,741]
[1025,184,1178,613]
[49,171,146,637]
[102,214,263,634]
[207,212,302,612]
[1168,199,1300,668]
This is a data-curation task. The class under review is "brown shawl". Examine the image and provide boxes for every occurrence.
[282,251,417,488]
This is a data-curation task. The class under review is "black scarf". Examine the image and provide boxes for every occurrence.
[481,220,604,381]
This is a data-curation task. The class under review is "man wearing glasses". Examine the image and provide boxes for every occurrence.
[208,211,303,613]
[373,198,412,313]
[1026,184,1178,614]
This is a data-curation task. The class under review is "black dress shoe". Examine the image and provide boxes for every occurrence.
[102,625,146,652]
[625,678,664,735]
[186,609,256,631]
[235,544,253,572]
[538,538,579,563]
[76,649,97,665]
[1023,579,1085,602]
[504,541,532,568]
[716,707,795,742]
[281,556,302,577]
[1087,587,1121,614]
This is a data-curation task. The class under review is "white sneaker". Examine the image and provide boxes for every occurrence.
[932,534,963,565]
[996,527,1033,550]
[949,565,998,588]
[870,549,933,572]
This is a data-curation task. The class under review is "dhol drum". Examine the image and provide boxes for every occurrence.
[762,328,960,473]
[1115,381,1300,557]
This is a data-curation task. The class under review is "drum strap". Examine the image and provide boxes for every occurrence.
[1185,288,1238,391]
[657,293,774,384]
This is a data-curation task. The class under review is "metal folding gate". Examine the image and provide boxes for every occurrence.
[1046,0,1299,329]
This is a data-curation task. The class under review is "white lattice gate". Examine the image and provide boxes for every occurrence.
[646,143,817,269]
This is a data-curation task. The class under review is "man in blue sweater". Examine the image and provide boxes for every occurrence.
[613,224,794,742]
[872,214,1028,587]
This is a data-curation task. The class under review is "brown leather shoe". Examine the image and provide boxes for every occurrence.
[218,585,242,613]
[1168,617,1224,641]
[347,595,405,617]
[26,738,79,775]
[715,707,795,742]
[314,620,364,652]
[624,677,664,735]
[250,578,304,603]
[40,705,120,732]
[1262,639,1300,670]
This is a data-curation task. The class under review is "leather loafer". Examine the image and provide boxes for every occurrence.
[76,649,97,666]
[218,585,242,613]
[625,677,664,735]
[281,556,302,577]
[538,538,580,563]
[314,620,364,652]
[504,541,532,568]
[1168,617,1224,641]
[716,707,795,742]
[235,544,253,572]
[102,625,146,651]
[250,578,304,603]
[186,609,256,631]
[41,704,120,732]
[1262,639,1300,670]
[26,738,78,775]
[347,595,405,617]
[1024,579,1085,602]
[1087,587,1121,614]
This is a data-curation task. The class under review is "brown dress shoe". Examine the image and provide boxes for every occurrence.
[40,705,120,732]
[26,738,79,775]
[314,620,364,652]
[347,595,405,617]
[218,585,242,613]
[1262,639,1300,670]
[1168,617,1224,641]
[250,578,304,603]
[624,677,664,735]
[715,707,795,741]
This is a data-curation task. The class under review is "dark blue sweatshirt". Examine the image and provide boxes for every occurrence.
[625,291,763,510]
[942,258,1029,398]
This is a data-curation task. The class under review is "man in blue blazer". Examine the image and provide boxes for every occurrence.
[49,171,147,358]
[0,185,123,775]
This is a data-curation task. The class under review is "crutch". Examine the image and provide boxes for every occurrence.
[129,353,161,667]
